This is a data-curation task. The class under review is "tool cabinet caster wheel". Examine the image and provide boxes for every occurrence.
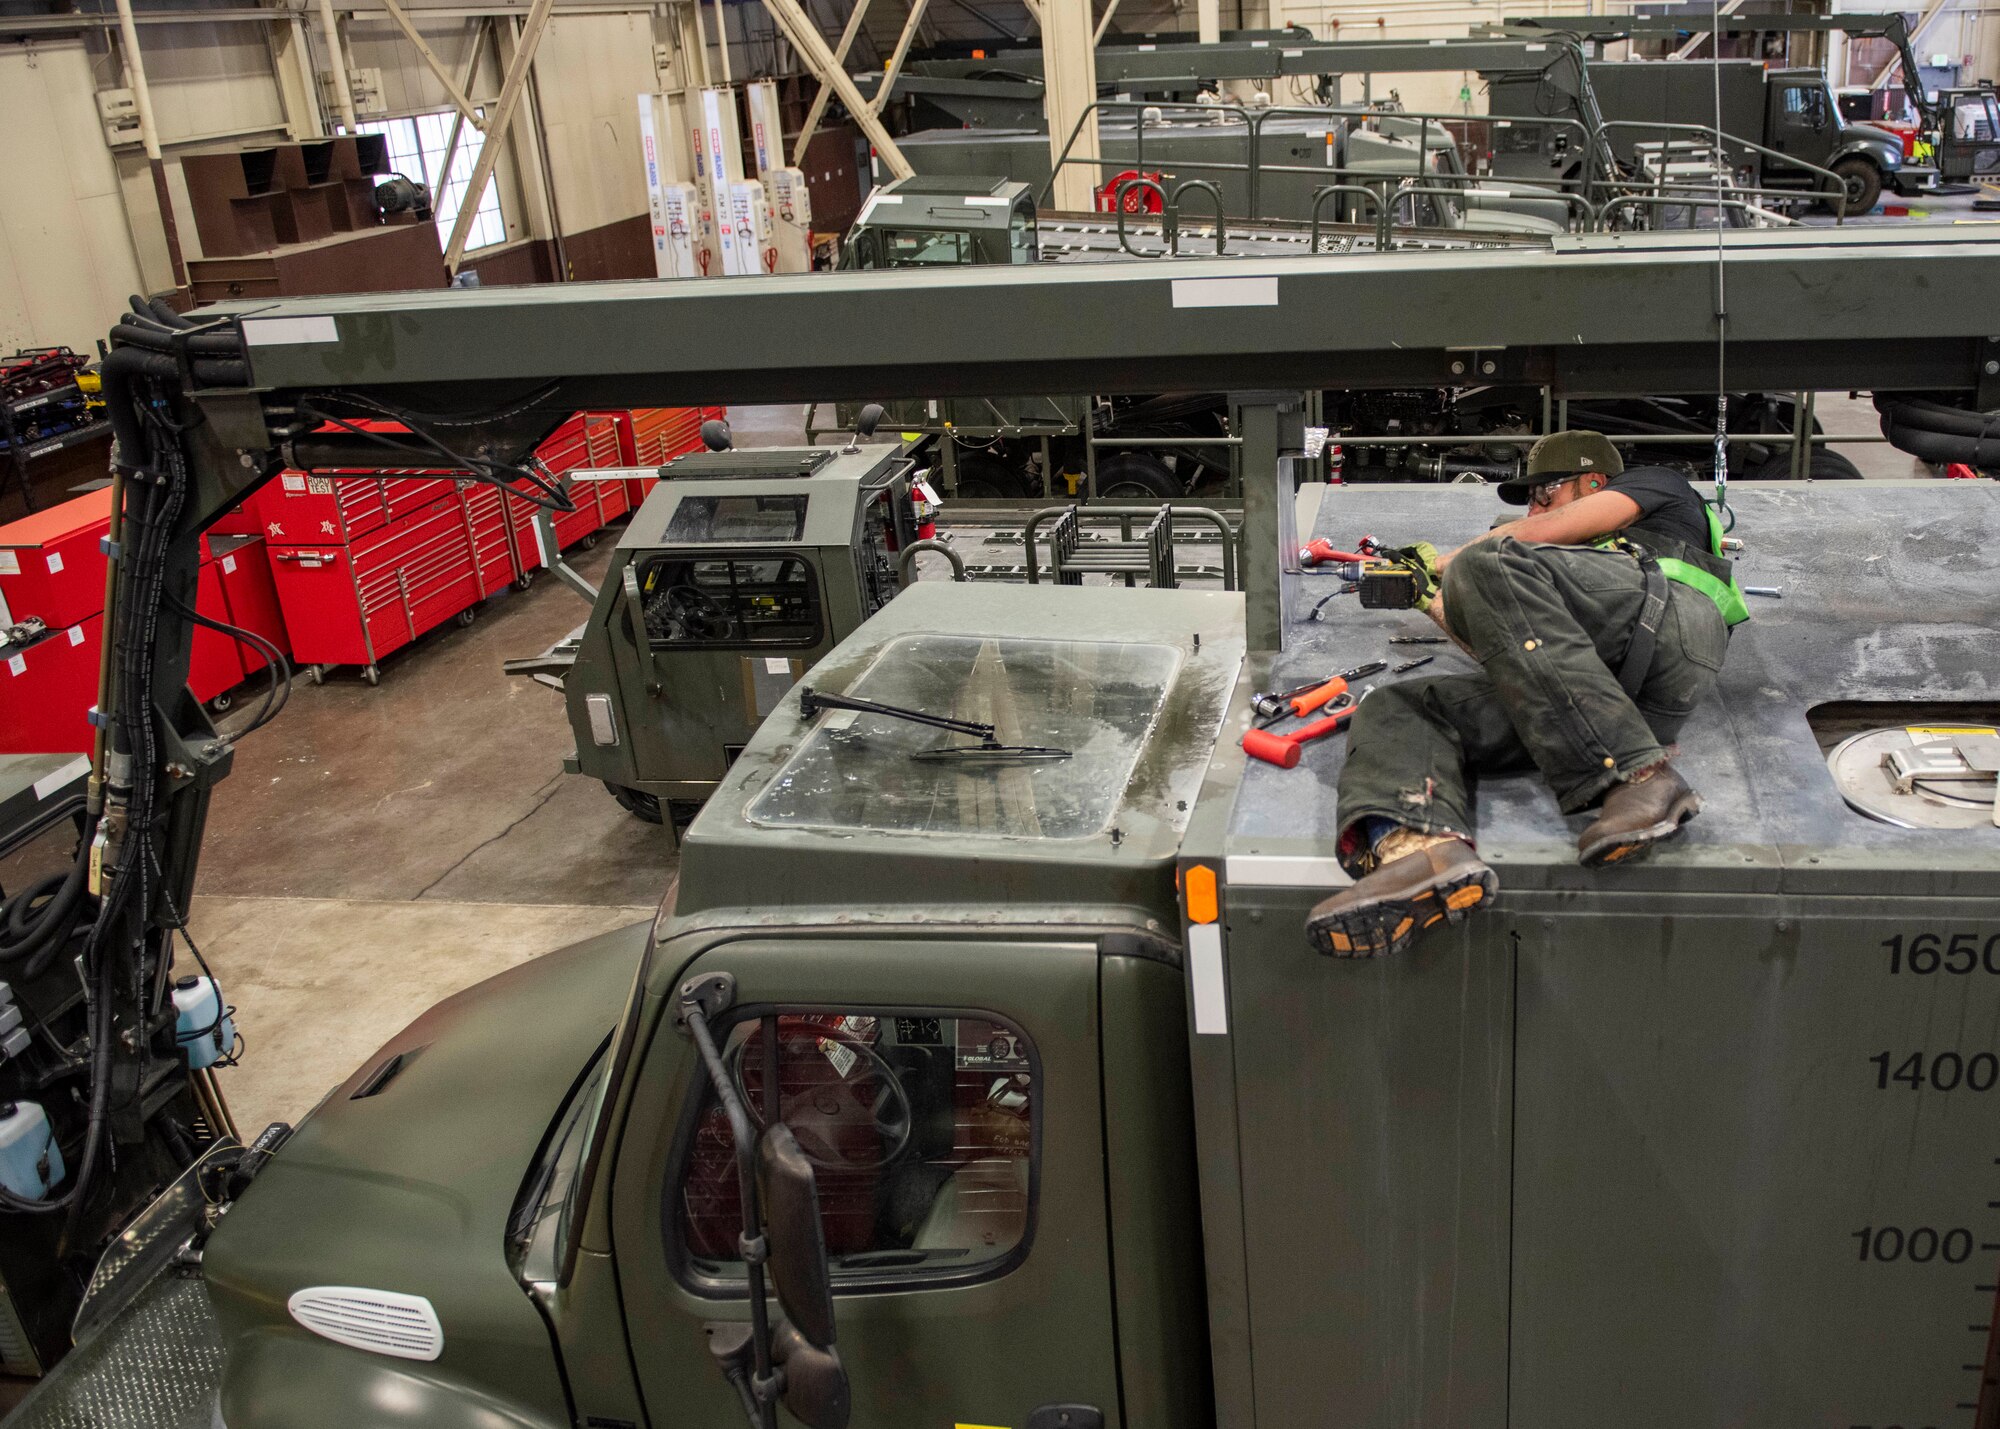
[513,573,534,592]
[456,607,477,628]
[364,664,380,687]
[579,533,599,551]
[209,692,232,713]
[308,665,324,686]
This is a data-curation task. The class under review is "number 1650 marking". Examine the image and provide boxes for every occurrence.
[1882,932,2000,975]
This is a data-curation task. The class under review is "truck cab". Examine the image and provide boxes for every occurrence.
[838,176,1040,269]
[555,441,920,827]
[1763,68,1915,209]
[204,579,1245,1429]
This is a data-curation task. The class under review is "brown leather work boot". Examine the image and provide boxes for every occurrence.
[1577,762,1702,867]
[1305,834,1497,959]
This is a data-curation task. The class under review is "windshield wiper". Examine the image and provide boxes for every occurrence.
[798,687,1072,763]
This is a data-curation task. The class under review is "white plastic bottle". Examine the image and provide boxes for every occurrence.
[173,975,236,1070]
[0,1101,64,1201]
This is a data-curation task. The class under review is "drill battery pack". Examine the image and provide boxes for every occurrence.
[1356,564,1423,610]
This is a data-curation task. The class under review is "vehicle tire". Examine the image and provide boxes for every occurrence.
[950,451,1028,499]
[1747,448,1865,481]
[1093,452,1180,500]
[605,782,665,824]
[1829,157,1882,216]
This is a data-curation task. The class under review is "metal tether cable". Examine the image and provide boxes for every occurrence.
[1709,0,1736,532]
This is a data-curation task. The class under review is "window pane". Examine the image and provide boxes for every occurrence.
[640,554,821,648]
[355,107,508,254]
[679,1013,1035,1283]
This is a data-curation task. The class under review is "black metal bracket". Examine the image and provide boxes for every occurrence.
[1978,334,2000,412]
[673,971,737,1038]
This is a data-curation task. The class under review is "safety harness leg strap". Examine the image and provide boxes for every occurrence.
[1617,555,1671,699]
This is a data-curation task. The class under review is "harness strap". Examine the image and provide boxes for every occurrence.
[1618,552,1671,700]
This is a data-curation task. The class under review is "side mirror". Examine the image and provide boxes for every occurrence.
[701,418,734,452]
[758,1123,849,1429]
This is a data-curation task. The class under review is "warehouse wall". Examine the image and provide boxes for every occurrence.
[0,40,149,356]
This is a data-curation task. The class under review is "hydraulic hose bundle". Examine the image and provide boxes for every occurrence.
[0,297,249,1221]
[1874,392,2000,469]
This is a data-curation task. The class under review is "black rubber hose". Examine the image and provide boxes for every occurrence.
[145,296,194,328]
[1876,394,2000,437]
[1881,418,2000,465]
[99,345,175,469]
[108,323,242,358]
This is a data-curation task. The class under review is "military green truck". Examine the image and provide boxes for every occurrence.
[196,478,2000,1429]
[529,436,931,828]
[1489,57,1924,211]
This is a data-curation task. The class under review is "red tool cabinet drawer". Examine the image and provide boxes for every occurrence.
[0,489,111,631]
[0,614,102,755]
[211,535,291,663]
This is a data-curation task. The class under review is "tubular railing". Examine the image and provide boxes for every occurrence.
[1585,119,1850,221]
[1022,503,1238,588]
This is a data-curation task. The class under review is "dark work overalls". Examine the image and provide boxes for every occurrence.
[1334,516,1748,872]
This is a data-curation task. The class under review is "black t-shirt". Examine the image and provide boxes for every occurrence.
[1607,466,1712,552]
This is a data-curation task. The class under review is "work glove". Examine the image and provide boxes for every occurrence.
[1357,541,1441,611]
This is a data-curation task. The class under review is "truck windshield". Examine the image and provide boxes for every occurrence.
[749,633,1181,839]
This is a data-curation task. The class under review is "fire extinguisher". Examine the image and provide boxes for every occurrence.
[908,475,939,541]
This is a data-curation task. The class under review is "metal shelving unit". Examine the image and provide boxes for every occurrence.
[2,381,107,512]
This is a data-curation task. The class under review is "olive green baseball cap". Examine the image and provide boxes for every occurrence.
[1499,430,1625,505]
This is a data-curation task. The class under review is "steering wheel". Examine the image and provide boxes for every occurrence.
[664,584,736,640]
[729,1023,914,1171]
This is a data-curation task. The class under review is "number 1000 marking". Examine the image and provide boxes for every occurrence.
[1849,1225,1975,1264]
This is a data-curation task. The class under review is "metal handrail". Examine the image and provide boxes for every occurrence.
[1306,183,1386,251]
[1023,503,1237,589]
[1039,98,1255,210]
[1587,119,1850,221]
[897,538,967,582]
[1168,179,1227,254]
[1595,193,1792,231]
[1112,175,1171,256]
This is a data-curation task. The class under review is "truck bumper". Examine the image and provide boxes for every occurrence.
[1889,164,1941,196]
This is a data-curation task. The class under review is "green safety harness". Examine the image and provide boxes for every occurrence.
[1602,500,1749,699]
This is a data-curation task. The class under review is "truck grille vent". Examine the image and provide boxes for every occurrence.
[287,1287,443,1361]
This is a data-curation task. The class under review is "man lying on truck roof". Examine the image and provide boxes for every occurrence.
[1305,430,1748,958]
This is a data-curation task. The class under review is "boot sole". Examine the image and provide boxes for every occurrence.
[1305,862,1498,959]
[1578,792,1702,868]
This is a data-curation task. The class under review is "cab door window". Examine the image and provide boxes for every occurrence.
[674,1011,1036,1291]
[639,554,821,649]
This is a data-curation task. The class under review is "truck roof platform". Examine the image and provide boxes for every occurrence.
[1224,478,2000,897]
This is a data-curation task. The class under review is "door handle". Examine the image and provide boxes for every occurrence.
[1027,1407,1104,1429]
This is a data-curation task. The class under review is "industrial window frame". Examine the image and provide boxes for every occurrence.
[663,1002,1043,1299]
[353,109,508,253]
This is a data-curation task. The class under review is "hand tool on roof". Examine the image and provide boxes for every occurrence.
[1243,703,1358,768]
[1251,663,1386,724]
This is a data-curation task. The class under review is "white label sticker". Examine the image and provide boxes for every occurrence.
[1172,276,1279,309]
[1189,924,1227,1035]
[763,656,791,674]
[0,551,18,574]
[307,476,334,495]
[241,315,339,347]
[281,474,306,492]
[45,552,64,576]
[67,625,84,646]
[32,755,90,800]
[6,655,24,677]
[817,1037,858,1079]
[222,555,237,574]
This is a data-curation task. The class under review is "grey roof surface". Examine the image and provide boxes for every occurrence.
[1226,479,2000,896]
